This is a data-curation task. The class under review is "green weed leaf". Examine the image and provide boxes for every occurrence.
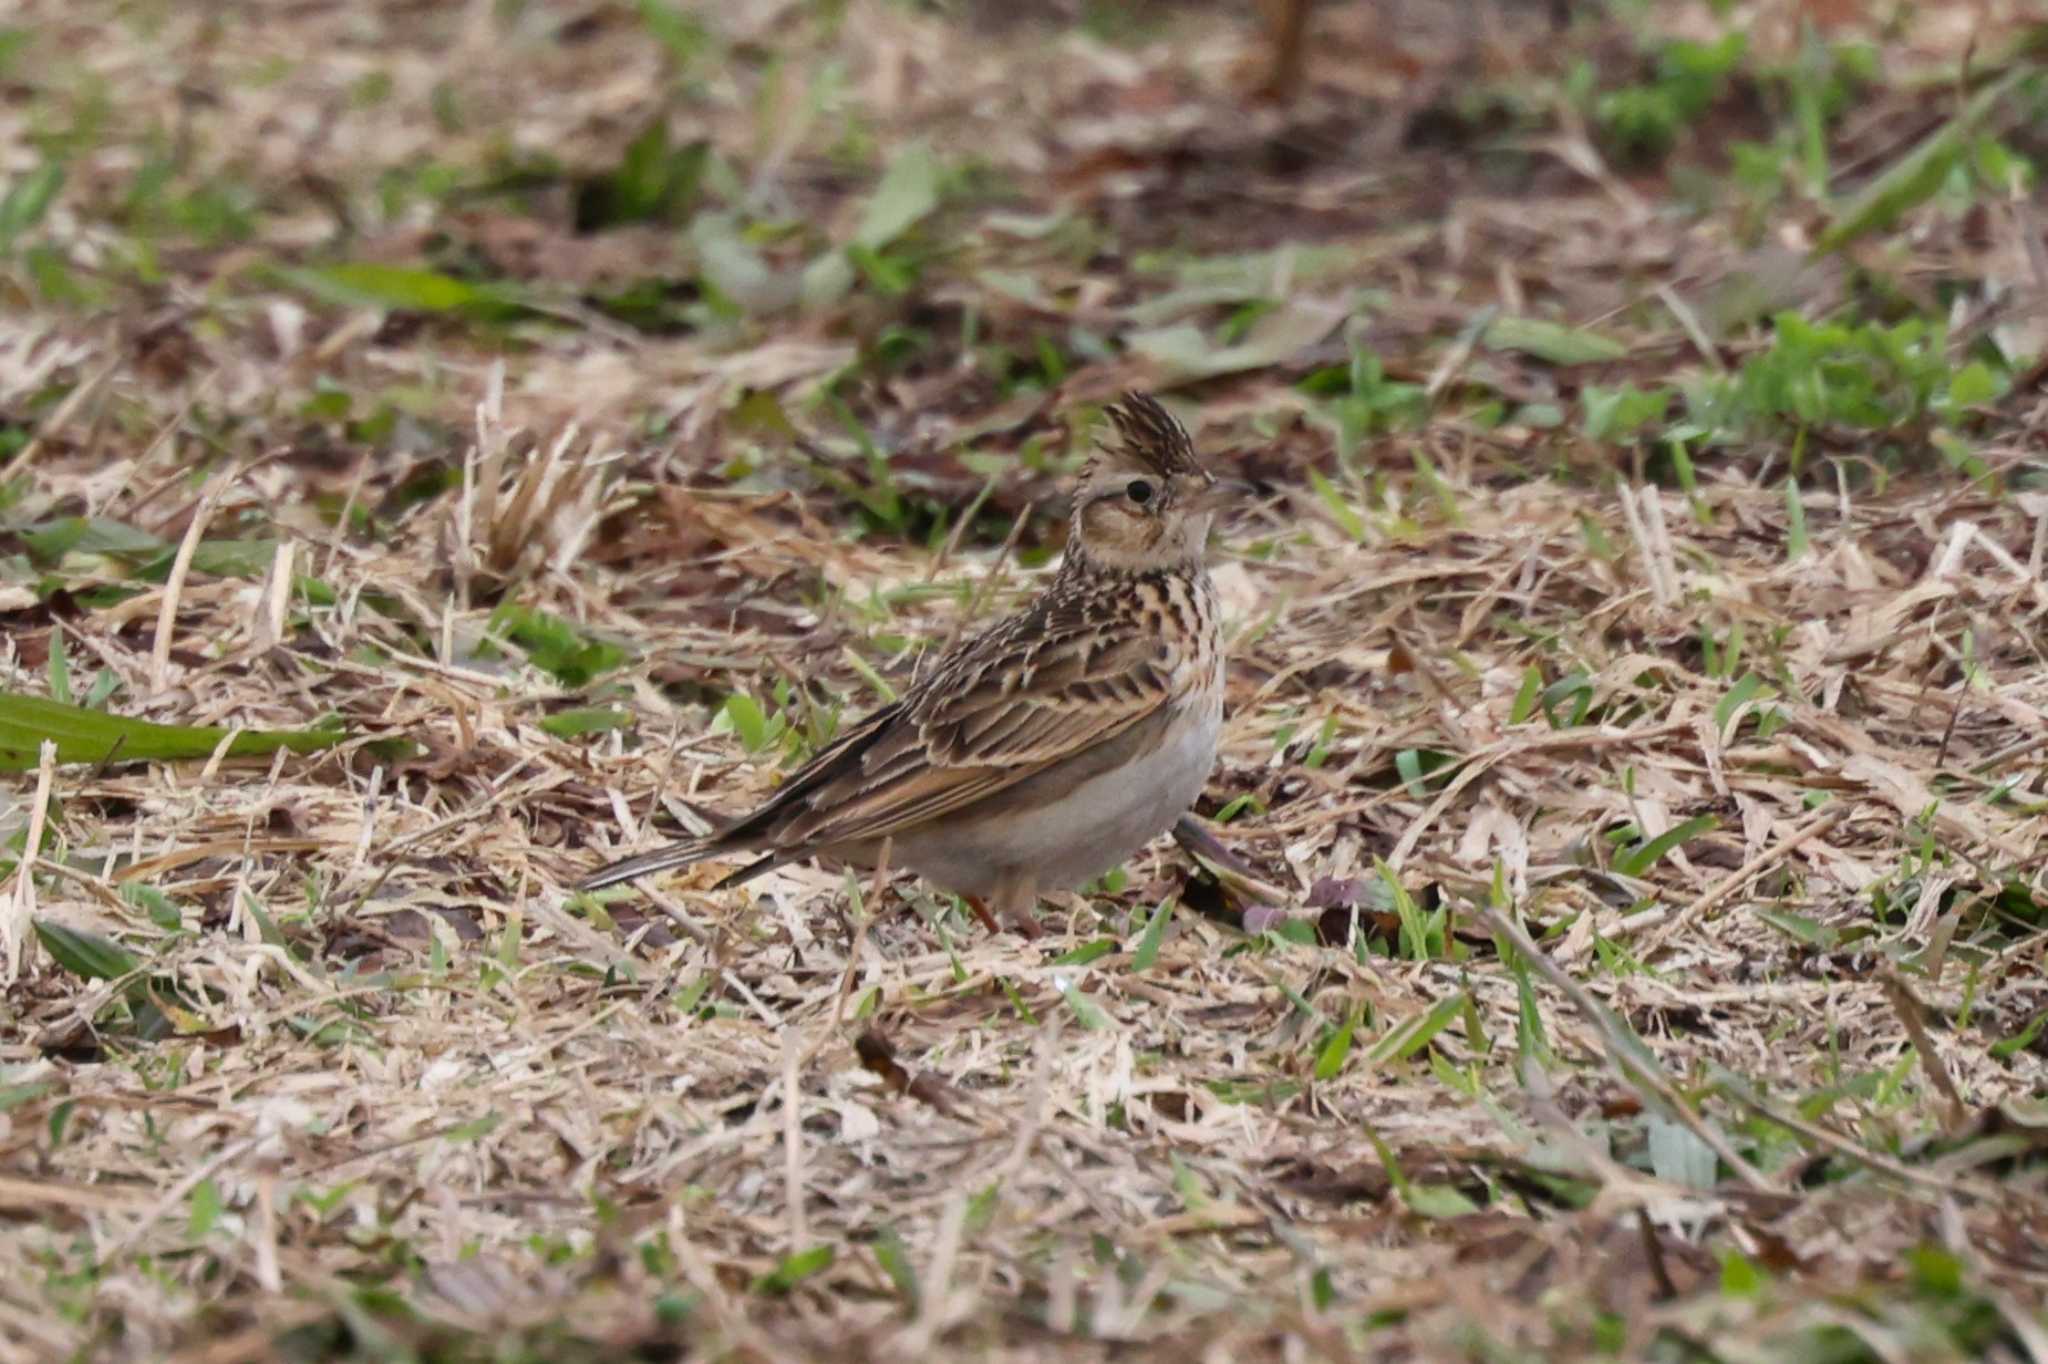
[1485,316,1627,365]
[0,161,63,249]
[855,142,942,250]
[34,920,142,981]
[754,1245,834,1295]
[279,263,529,319]
[538,708,633,740]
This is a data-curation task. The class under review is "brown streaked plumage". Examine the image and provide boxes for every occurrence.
[578,392,1251,934]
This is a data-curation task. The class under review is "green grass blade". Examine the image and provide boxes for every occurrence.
[0,694,344,771]
[1814,70,2024,253]
[1130,897,1173,972]
[1314,1010,1359,1081]
[1713,672,1765,738]
[1362,993,1465,1067]
[1508,666,1543,725]
[1784,477,1809,559]
[1613,814,1720,878]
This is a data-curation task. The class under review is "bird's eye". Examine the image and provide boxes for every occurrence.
[1125,479,1154,505]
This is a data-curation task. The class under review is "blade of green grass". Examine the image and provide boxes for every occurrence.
[0,162,64,250]
[1613,814,1720,879]
[1784,477,1809,559]
[0,694,344,770]
[1130,897,1173,972]
[1814,69,2025,253]
[1713,672,1766,738]
[1314,1009,1359,1081]
[1054,974,1112,1031]
[1362,993,1466,1067]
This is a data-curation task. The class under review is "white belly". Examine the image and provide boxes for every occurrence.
[893,701,1223,897]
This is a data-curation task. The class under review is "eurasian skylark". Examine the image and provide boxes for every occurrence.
[579,392,1249,934]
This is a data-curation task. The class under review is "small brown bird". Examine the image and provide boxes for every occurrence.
[578,393,1249,934]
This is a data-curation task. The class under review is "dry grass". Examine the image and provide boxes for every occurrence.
[3,1,2047,1360]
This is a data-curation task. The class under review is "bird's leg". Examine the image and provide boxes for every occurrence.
[962,895,1002,935]
[1257,0,1311,102]
[989,868,1042,939]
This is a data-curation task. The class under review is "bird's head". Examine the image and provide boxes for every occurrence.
[1067,393,1250,574]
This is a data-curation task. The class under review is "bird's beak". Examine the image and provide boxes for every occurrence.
[1186,477,1257,513]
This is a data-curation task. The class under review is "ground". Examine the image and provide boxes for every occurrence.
[2,1,2047,1360]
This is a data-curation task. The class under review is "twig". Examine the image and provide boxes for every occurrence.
[926,473,1000,583]
[931,496,1038,672]
[1425,306,1496,401]
[1934,685,1964,772]
[1637,1207,1679,1301]
[1640,806,1846,953]
[901,1189,971,1355]
[13,351,122,476]
[3,740,58,982]
[1708,1067,1980,1198]
[105,1136,261,1261]
[782,1025,807,1250]
[151,477,227,694]
[1878,969,1970,1134]
[1655,283,1726,372]
[1471,904,1775,1194]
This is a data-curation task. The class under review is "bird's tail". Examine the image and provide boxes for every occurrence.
[575,838,720,892]
[576,838,786,893]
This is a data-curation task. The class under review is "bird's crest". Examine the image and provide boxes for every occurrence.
[1095,393,1206,480]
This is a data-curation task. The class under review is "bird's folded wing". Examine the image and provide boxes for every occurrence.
[779,625,1173,846]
